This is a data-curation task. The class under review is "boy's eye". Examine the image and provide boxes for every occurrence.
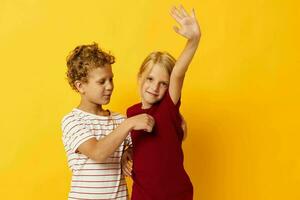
[146,77,153,81]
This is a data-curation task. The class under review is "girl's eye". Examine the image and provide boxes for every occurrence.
[98,81,105,85]
[161,82,168,87]
[109,78,113,82]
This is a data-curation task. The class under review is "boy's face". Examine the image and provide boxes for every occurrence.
[139,64,170,108]
[80,65,114,106]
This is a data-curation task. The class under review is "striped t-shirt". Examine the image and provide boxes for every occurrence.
[61,108,131,200]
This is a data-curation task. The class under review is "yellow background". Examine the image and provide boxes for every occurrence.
[0,0,299,199]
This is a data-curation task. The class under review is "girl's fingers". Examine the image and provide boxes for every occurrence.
[123,169,130,176]
[173,26,180,34]
[191,8,196,18]
[171,6,183,19]
[170,9,182,24]
[125,168,131,176]
[179,4,189,17]
[127,160,133,168]
[127,154,133,161]
[122,166,129,176]
[123,165,132,176]
[173,26,185,37]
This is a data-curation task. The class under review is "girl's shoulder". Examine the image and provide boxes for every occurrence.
[127,103,142,117]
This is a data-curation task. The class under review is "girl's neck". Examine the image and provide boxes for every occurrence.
[141,100,153,110]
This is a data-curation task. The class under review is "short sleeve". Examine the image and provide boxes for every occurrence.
[162,90,181,113]
[61,115,95,153]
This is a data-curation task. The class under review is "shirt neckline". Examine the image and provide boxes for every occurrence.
[73,108,113,119]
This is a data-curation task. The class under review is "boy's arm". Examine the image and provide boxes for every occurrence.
[78,114,154,162]
[169,5,201,105]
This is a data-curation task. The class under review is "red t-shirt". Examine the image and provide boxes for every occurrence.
[127,91,193,200]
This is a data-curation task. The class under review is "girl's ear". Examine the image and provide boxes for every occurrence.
[137,75,142,85]
[74,80,85,94]
[138,75,145,88]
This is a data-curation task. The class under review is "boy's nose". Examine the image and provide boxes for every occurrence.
[106,82,113,90]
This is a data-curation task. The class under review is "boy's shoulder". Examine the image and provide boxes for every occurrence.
[61,109,83,125]
[110,111,126,120]
[61,109,127,126]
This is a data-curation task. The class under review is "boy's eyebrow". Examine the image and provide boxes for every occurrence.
[96,75,114,81]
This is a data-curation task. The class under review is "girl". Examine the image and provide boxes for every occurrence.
[126,5,201,200]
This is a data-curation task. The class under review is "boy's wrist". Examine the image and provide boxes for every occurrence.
[123,118,134,132]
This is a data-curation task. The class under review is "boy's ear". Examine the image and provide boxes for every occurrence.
[74,80,85,94]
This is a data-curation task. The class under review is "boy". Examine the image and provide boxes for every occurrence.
[61,43,154,200]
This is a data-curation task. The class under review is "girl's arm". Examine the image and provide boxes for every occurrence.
[169,5,201,104]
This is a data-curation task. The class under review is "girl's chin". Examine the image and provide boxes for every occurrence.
[144,98,159,105]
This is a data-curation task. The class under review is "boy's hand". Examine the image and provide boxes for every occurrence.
[121,147,133,177]
[170,5,201,42]
[128,114,155,132]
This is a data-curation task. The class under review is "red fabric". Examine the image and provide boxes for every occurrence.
[127,91,193,200]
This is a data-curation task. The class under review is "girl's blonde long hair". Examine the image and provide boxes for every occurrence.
[138,51,176,80]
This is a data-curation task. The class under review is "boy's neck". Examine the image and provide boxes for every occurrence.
[77,100,109,116]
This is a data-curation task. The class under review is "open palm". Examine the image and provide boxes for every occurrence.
[170,5,201,40]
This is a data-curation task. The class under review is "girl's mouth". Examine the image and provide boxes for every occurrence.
[146,91,158,97]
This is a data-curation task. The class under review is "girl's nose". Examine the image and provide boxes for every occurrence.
[151,82,160,92]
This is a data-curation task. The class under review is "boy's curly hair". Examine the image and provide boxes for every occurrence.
[66,42,115,92]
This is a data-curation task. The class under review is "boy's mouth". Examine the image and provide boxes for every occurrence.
[103,94,111,98]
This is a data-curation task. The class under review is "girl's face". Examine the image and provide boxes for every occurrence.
[79,65,114,106]
[139,64,170,109]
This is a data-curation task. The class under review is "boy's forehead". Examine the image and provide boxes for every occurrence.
[88,65,113,79]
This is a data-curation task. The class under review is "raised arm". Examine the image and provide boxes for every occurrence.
[169,5,201,104]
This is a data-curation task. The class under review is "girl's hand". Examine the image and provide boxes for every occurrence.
[121,147,133,177]
[170,5,201,42]
[180,114,188,141]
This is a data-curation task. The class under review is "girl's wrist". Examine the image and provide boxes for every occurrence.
[188,35,201,44]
